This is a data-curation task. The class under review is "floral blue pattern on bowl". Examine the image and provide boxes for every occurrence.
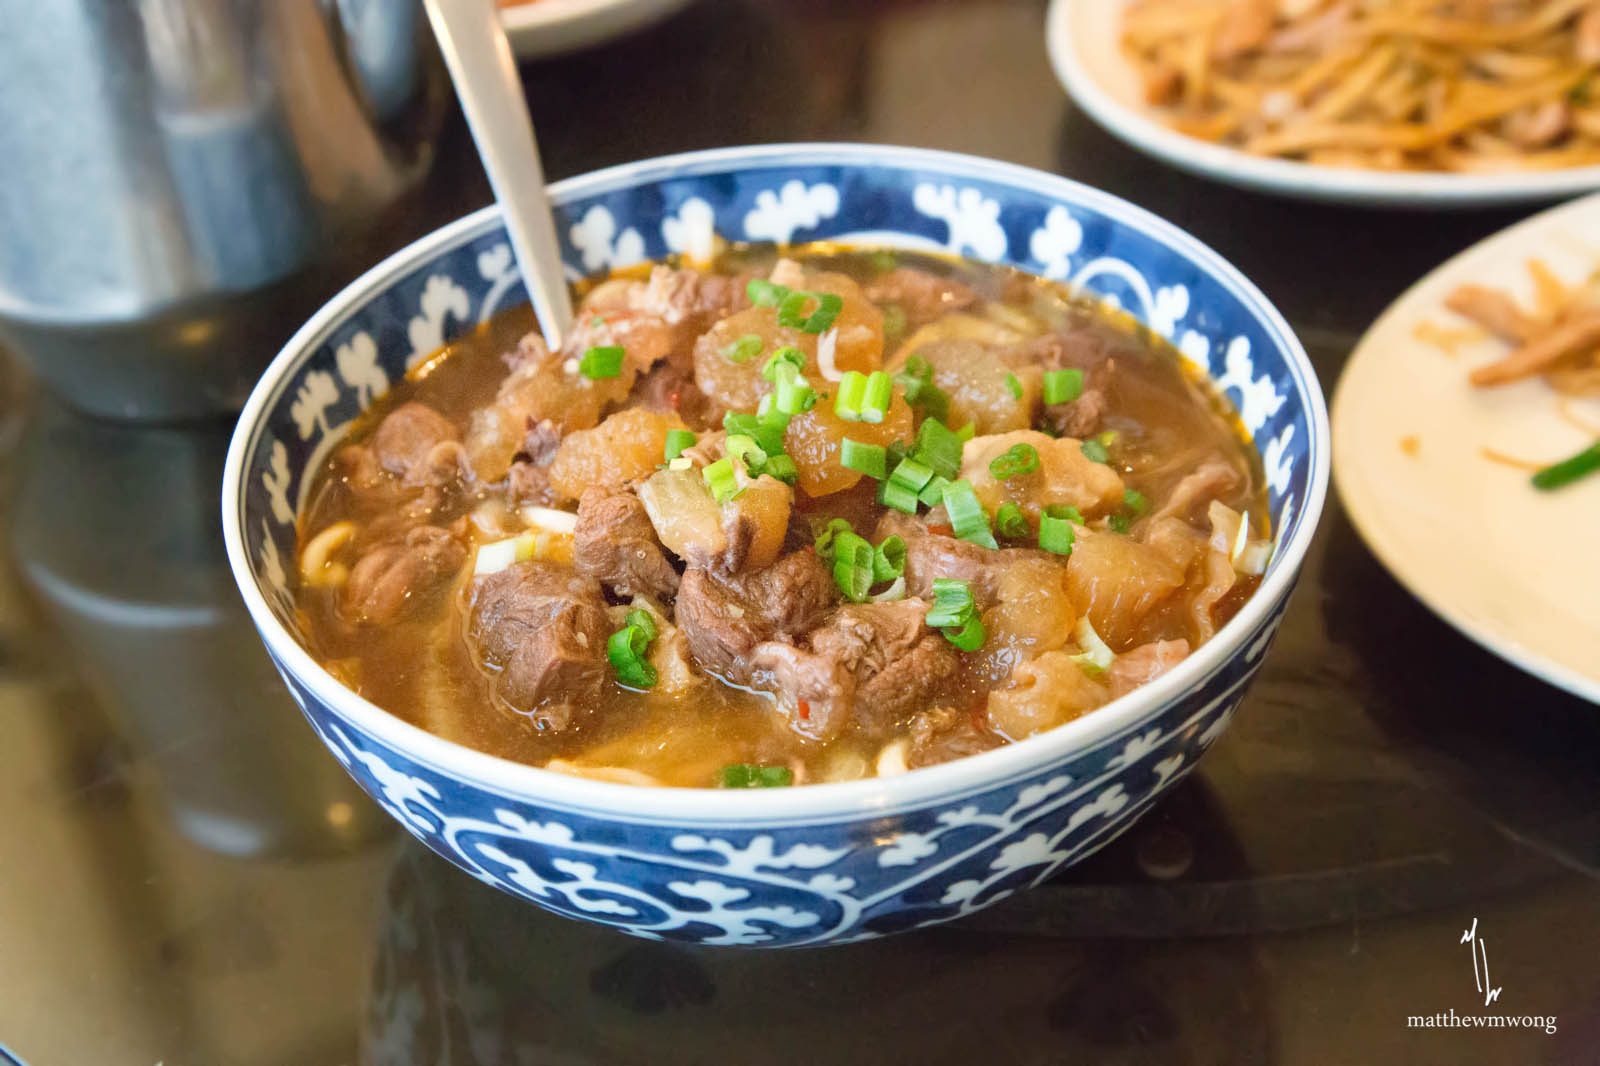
[223,144,1329,947]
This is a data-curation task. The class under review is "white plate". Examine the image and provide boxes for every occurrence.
[1045,0,1600,208]
[1333,192,1600,704]
[499,0,692,60]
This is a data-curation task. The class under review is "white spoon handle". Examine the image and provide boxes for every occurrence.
[422,0,574,352]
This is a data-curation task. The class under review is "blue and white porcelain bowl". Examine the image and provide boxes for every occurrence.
[222,144,1329,947]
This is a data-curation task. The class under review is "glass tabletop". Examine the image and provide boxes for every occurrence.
[0,2,1596,1064]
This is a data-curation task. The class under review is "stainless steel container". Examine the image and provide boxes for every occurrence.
[0,0,446,420]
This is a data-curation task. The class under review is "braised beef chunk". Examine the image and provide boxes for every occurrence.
[1016,332,1116,439]
[574,487,680,599]
[506,460,555,507]
[1105,640,1190,699]
[675,549,836,681]
[747,600,958,742]
[1152,459,1244,524]
[864,268,978,328]
[372,403,460,480]
[520,419,562,465]
[344,525,466,625]
[876,511,1059,607]
[908,706,1004,769]
[465,561,611,730]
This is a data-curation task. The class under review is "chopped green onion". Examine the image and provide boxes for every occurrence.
[893,356,951,422]
[943,613,987,651]
[889,457,935,492]
[925,577,975,628]
[905,355,931,378]
[725,434,767,476]
[607,623,657,688]
[841,438,888,480]
[747,279,789,307]
[918,474,951,507]
[578,345,625,379]
[624,608,658,642]
[995,502,1029,539]
[1123,488,1150,515]
[777,289,844,333]
[1045,504,1084,524]
[870,576,908,602]
[989,442,1040,480]
[942,479,998,549]
[719,764,793,788]
[834,370,868,421]
[912,417,964,479]
[1081,438,1111,464]
[1005,373,1023,400]
[703,457,739,505]
[1038,510,1076,555]
[956,423,976,443]
[724,411,787,455]
[878,480,921,514]
[873,535,906,582]
[1042,368,1084,405]
[720,333,763,364]
[868,249,899,273]
[664,429,696,463]
[831,530,876,602]
[858,371,893,423]
[762,346,807,381]
[1531,441,1600,491]
[813,517,853,561]
[764,453,799,485]
[1097,430,1119,447]
[774,373,816,415]
[1107,514,1130,535]
[882,304,906,339]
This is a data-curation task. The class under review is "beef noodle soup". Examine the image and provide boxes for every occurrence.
[294,246,1271,788]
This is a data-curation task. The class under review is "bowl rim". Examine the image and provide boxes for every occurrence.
[222,142,1330,826]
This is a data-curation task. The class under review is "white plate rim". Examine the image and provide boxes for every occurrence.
[1045,0,1600,208]
[1331,190,1600,706]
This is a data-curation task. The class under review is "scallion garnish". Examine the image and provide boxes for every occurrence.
[764,453,799,485]
[777,289,843,333]
[942,479,998,549]
[994,501,1029,539]
[1038,509,1076,555]
[721,334,763,364]
[702,457,739,505]
[747,279,788,307]
[913,417,963,480]
[1048,504,1084,524]
[841,438,888,480]
[893,355,951,422]
[1005,373,1023,400]
[925,577,975,629]
[1124,488,1150,515]
[762,346,807,381]
[719,764,793,788]
[858,371,893,423]
[918,474,951,508]
[1081,437,1111,464]
[989,442,1040,480]
[956,423,976,443]
[724,411,787,455]
[607,621,657,688]
[1107,514,1130,534]
[1042,367,1084,405]
[883,304,906,339]
[725,433,767,477]
[831,530,877,602]
[624,608,658,642]
[1531,441,1600,491]
[813,517,853,561]
[889,456,935,492]
[944,613,987,652]
[664,429,696,463]
[834,370,868,421]
[878,480,921,514]
[874,535,906,583]
[578,345,624,379]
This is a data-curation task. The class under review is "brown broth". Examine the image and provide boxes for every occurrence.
[293,246,1269,787]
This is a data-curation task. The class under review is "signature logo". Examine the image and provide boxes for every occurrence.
[1460,918,1503,1007]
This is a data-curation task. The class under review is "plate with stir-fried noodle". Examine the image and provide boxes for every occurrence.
[1047,0,1600,205]
[1333,191,1600,703]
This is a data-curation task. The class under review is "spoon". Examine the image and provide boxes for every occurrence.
[421,0,575,352]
